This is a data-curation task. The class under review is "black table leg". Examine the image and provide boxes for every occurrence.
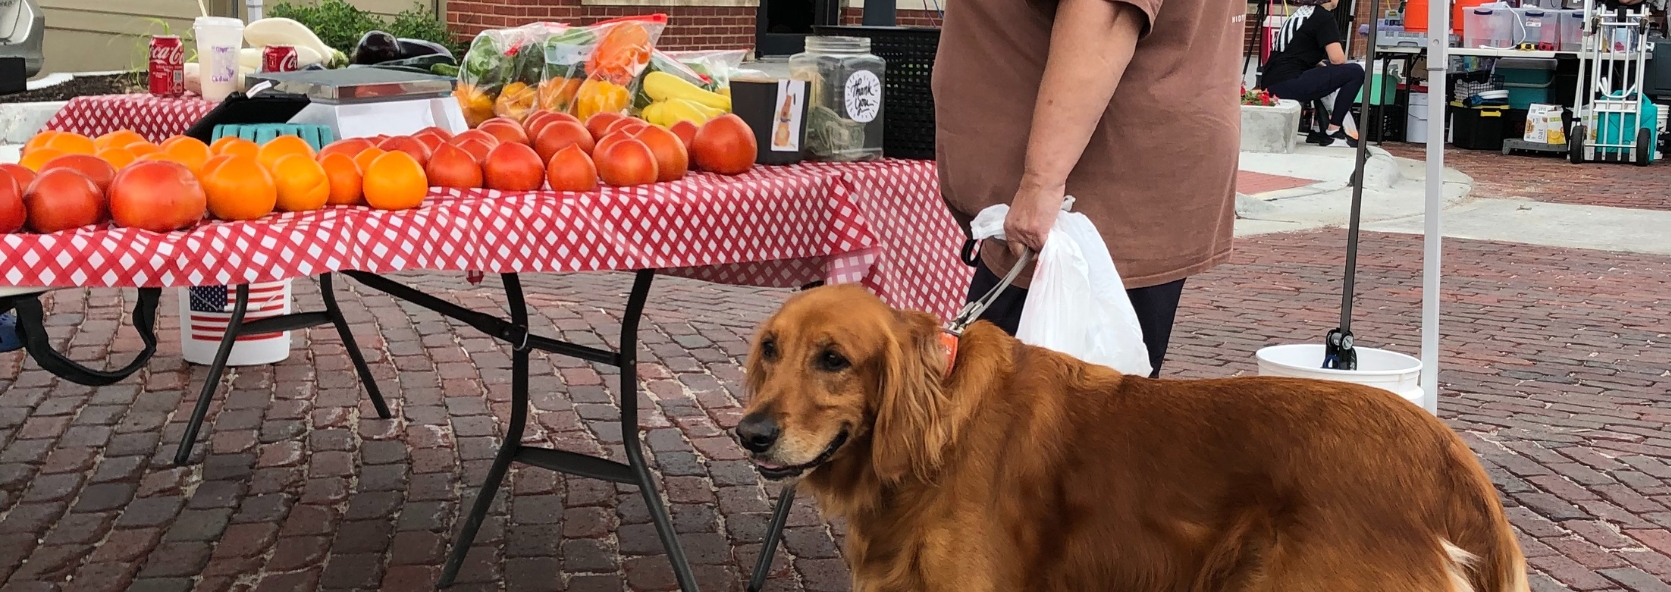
[749,485,798,592]
[175,275,387,464]
[320,273,390,419]
[175,284,249,465]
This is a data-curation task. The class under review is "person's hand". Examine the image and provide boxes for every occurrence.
[1003,181,1067,256]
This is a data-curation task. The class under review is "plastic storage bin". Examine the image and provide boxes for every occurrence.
[1498,58,1557,109]
[1451,102,1510,150]
[1517,9,1561,50]
[1560,10,1585,52]
[1464,8,1513,49]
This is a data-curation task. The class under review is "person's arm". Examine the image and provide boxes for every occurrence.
[1001,0,1147,255]
[1325,42,1347,65]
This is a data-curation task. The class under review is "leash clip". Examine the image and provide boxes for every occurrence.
[946,249,1034,335]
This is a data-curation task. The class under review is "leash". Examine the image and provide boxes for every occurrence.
[941,248,1034,375]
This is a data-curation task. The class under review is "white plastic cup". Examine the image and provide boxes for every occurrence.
[193,16,245,102]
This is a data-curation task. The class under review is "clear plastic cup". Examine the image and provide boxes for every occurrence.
[193,16,244,102]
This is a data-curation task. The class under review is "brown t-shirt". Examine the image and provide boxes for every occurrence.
[933,0,1243,289]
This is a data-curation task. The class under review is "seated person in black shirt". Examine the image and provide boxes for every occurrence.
[1261,0,1362,147]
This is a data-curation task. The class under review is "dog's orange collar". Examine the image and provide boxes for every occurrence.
[939,331,959,378]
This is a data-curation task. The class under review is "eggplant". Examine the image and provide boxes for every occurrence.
[397,38,453,61]
[351,30,402,65]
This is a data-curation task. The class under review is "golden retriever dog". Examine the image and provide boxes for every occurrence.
[737,285,1528,592]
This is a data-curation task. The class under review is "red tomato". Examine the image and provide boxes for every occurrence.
[450,129,501,147]
[453,138,495,165]
[691,114,757,175]
[108,160,207,232]
[40,154,117,194]
[585,112,626,142]
[0,175,23,233]
[317,137,374,161]
[378,136,433,168]
[482,142,546,192]
[479,120,531,146]
[24,169,105,233]
[668,121,699,151]
[523,110,560,133]
[427,143,484,189]
[603,117,647,138]
[596,138,659,187]
[546,145,598,193]
[534,121,597,162]
[631,125,688,183]
[416,126,453,142]
[0,163,38,193]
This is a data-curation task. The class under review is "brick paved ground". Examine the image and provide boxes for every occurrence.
[1,229,1669,591]
[1383,142,1671,212]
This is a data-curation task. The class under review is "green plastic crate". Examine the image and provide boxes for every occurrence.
[1354,73,1399,106]
[210,124,335,150]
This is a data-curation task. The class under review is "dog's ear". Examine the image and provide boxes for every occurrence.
[871,309,953,484]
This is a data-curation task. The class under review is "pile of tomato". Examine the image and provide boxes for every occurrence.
[0,111,758,236]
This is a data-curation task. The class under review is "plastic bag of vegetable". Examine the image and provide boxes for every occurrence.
[633,49,746,115]
[539,15,667,122]
[456,23,568,127]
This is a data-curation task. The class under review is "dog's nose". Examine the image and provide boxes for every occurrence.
[735,413,781,453]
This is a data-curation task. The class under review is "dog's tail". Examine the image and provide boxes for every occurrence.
[1440,442,1530,592]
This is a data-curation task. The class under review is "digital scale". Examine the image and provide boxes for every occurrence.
[244,67,469,139]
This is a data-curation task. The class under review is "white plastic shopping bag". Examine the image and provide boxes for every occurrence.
[969,201,1153,376]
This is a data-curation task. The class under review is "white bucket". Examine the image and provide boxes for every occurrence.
[1255,343,1424,408]
[177,280,293,367]
[193,16,245,102]
[1407,92,1430,144]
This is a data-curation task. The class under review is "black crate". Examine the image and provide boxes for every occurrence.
[1449,103,1510,151]
[811,26,939,160]
[1350,103,1407,143]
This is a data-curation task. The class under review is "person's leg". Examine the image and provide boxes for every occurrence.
[965,261,1027,336]
[1125,279,1186,378]
[1327,63,1366,131]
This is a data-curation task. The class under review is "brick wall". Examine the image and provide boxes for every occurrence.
[445,2,948,53]
[446,1,756,51]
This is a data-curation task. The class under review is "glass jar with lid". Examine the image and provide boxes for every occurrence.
[789,36,885,162]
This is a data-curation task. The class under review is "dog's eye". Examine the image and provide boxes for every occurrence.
[817,351,850,372]
[760,338,778,360]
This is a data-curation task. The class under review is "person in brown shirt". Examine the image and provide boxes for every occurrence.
[934,0,1241,377]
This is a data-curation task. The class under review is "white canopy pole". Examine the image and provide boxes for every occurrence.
[1421,0,1448,414]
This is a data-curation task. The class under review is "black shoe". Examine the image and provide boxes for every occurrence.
[1306,130,1331,145]
[1325,129,1359,148]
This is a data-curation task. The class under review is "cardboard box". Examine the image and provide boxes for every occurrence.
[1523,103,1566,145]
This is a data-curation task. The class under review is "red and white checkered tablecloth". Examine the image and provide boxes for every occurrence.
[0,161,973,320]
[41,94,217,144]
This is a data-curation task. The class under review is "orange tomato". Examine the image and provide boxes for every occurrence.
[45,132,97,156]
[595,138,658,187]
[108,160,206,232]
[362,151,428,210]
[210,136,261,160]
[19,148,65,172]
[377,136,432,168]
[0,174,22,234]
[669,121,699,151]
[318,137,374,161]
[95,130,147,152]
[161,136,212,175]
[534,121,596,162]
[96,147,138,170]
[22,130,61,155]
[126,143,162,158]
[425,143,483,189]
[482,142,545,192]
[257,135,316,171]
[271,154,331,212]
[0,163,37,193]
[202,155,278,221]
[200,154,233,178]
[479,120,530,146]
[585,112,626,142]
[545,145,598,193]
[354,147,387,173]
[40,154,118,194]
[318,153,364,206]
[632,125,689,183]
[691,114,757,175]
[24,168,106,232]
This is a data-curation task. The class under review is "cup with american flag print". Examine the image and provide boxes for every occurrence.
[176,280,293,366]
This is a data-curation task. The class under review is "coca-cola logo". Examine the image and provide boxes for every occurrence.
[150,42,183,63]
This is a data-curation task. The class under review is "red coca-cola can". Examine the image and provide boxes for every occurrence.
[262,45,299,73]
[148,35,185,97]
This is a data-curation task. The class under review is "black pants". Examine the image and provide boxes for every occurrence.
[966,261,1185,379]
[1268,63,1364,129]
